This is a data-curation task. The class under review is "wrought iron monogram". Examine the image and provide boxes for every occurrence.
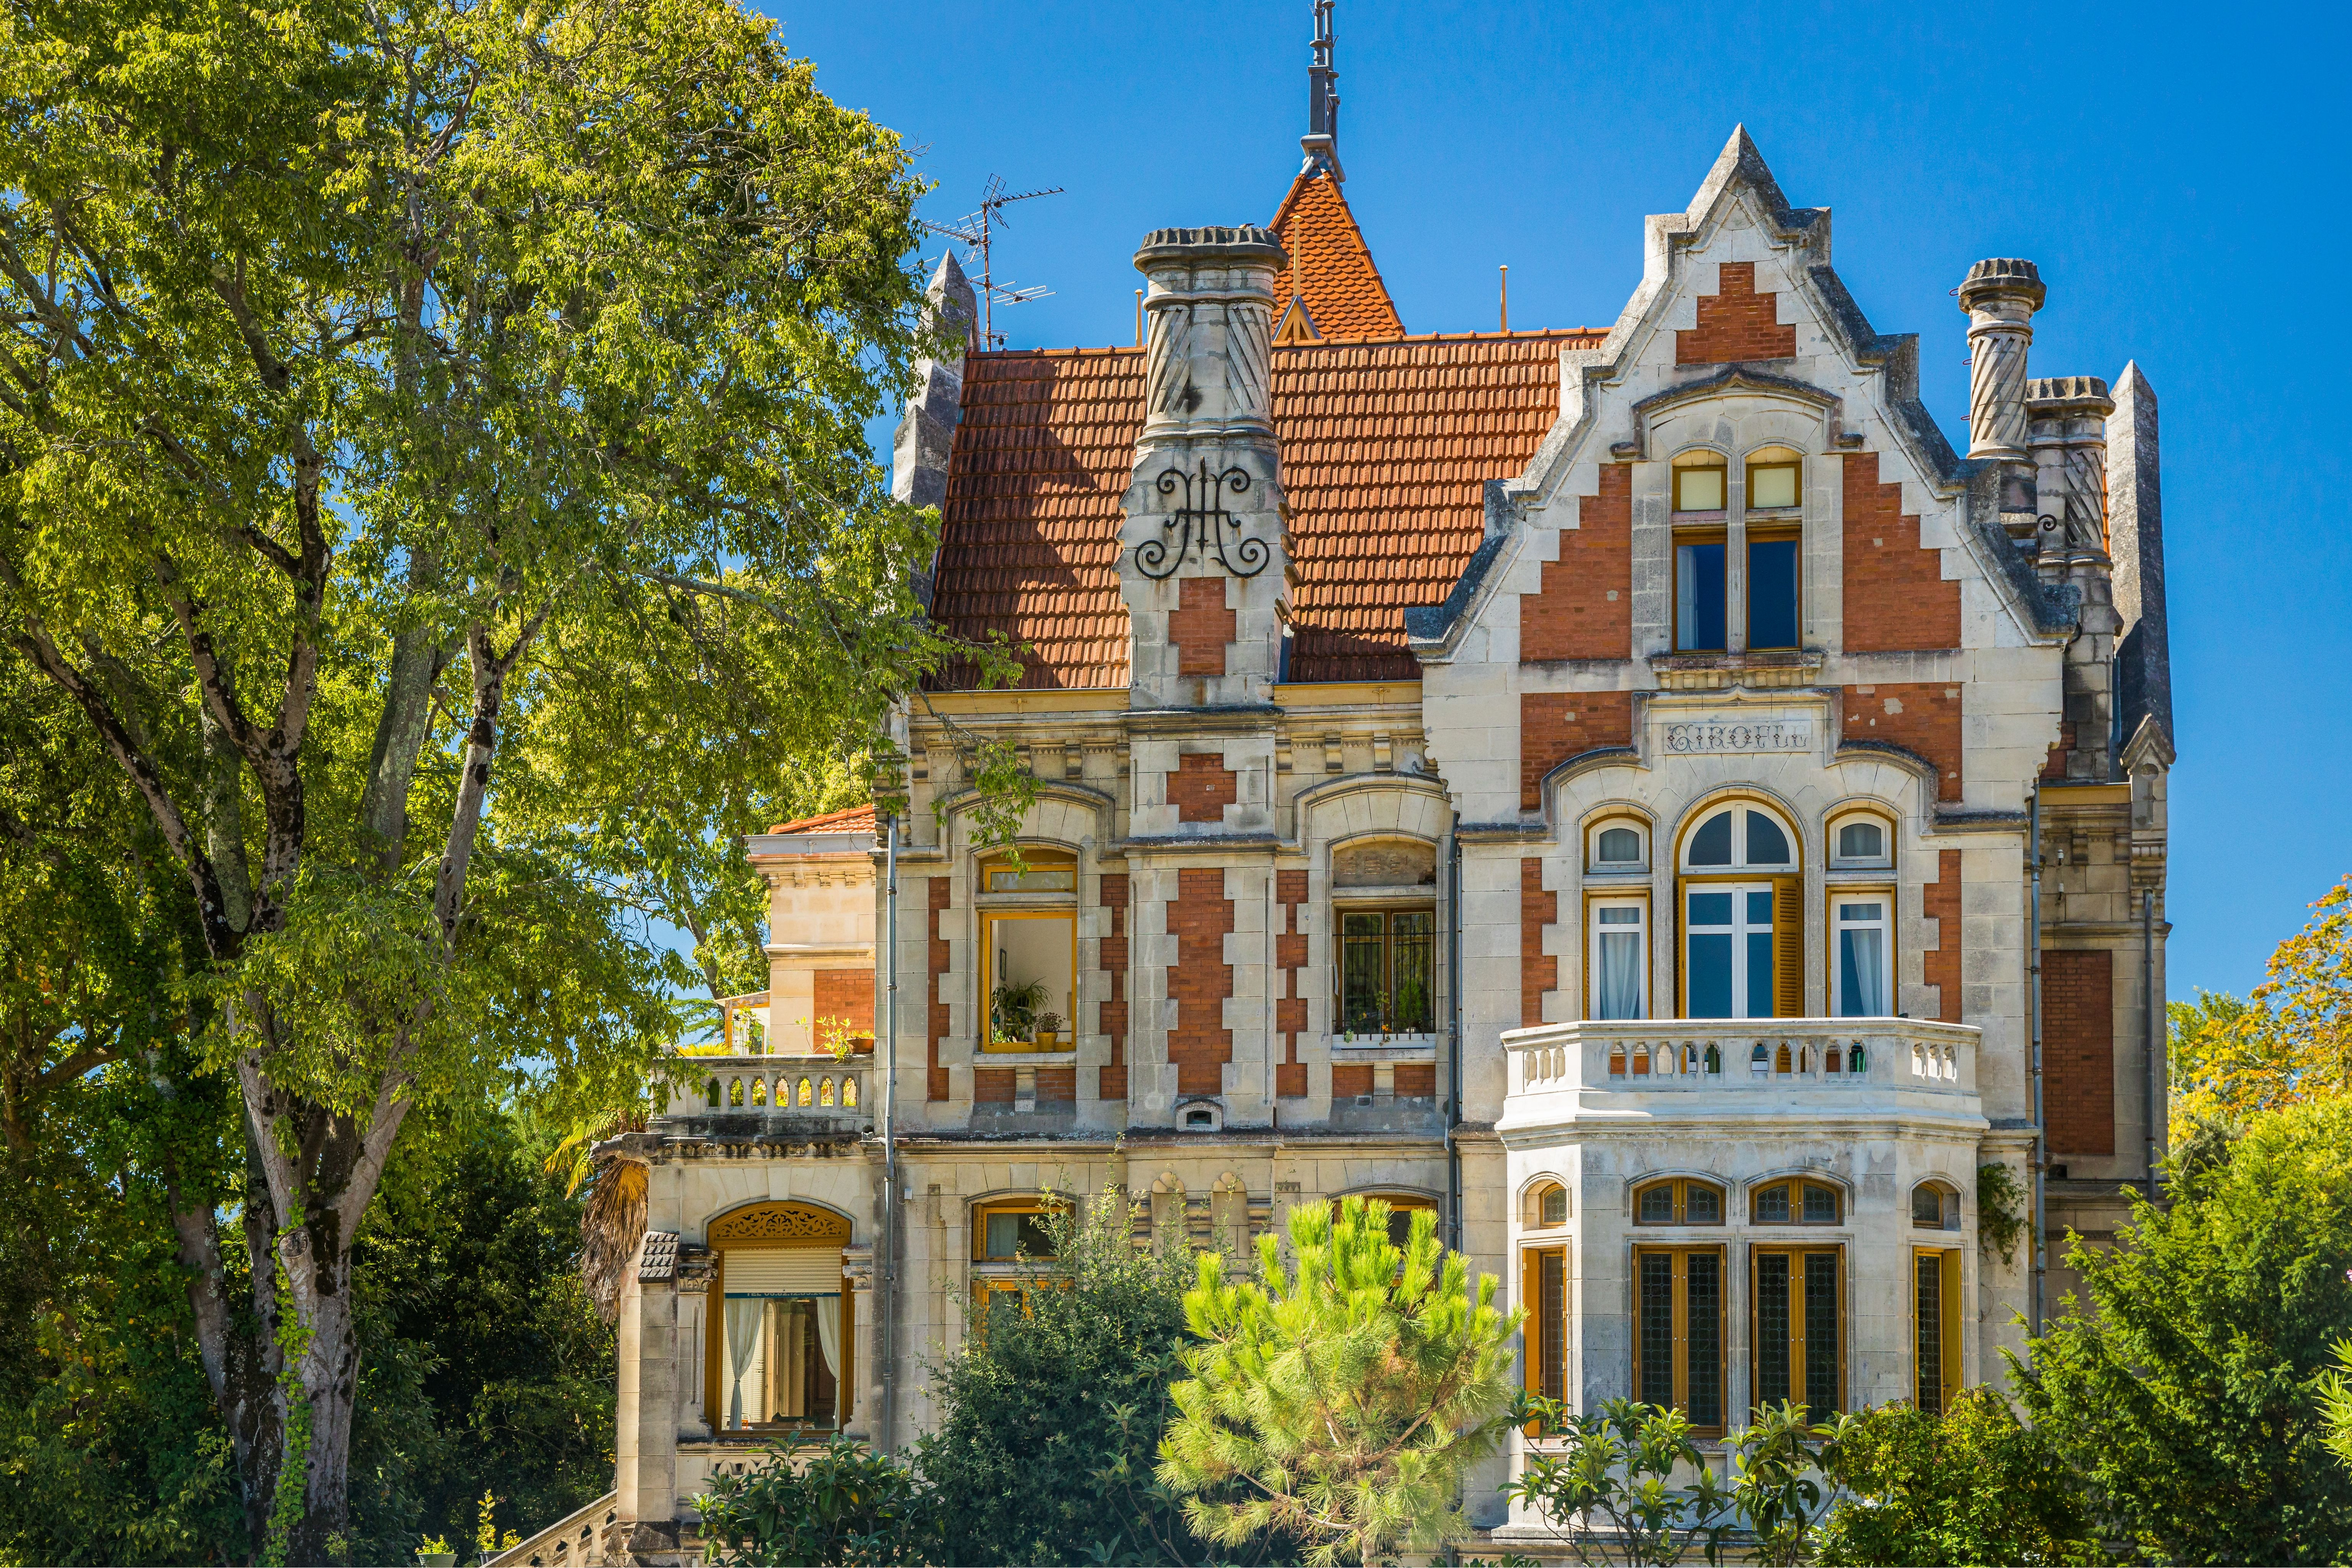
[1135,460,1271,580]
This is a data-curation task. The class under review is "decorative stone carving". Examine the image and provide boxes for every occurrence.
[1661,718,1815,755]
[1958,258,2045,515]
[707,1201,851,1247]
[1333,840,1437,888]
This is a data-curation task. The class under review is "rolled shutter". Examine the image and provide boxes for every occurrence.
[1773,876,1803,1017]
[722,1248,843,1294]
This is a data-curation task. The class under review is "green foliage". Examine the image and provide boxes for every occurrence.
[1160,1194,1521,1566]
[697,1435,940,1567]
[916,1189,1207,1566]
[1974,1160,2027,1266]
[2169,876,2352,1140]
[2320,1338,2352,1475]
[2016,1096,2352,1563]
[1811,1389,2091,1567]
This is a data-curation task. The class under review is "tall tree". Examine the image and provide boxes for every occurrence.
[0,0,973,1553]
[2015,1097,2352,1563]
[2170,873,2352,1137]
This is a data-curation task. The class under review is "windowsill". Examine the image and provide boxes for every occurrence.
[1584,866,1650,880]
[1330,1033,1437,1059]
[1746,505,1803,521]
[1671,510,1727,524]
[1650,648,1823,692]
[973,1048,1078,1064]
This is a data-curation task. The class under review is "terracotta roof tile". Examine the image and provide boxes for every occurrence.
[1267,171,1403,341]
[767,804,878,834]
[927,330,1604,689]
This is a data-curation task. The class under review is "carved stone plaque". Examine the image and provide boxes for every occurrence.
[1662,718,1814,756]
[1333,840,1437,888]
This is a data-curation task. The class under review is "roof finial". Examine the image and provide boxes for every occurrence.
[1302,0,1343,182]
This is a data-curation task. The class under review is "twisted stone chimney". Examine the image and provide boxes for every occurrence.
[1958,258,2046,524]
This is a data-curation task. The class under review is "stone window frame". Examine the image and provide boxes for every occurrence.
[1909,1177,1963,1232]
[1631,1175,1727,1227]
[973,844,1081,1054]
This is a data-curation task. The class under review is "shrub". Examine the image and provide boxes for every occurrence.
[1812,1389,2091,1566]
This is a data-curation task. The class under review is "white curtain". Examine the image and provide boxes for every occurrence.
[1596,931,1642,1020]
[723,1298,763,1428]
[814,1295,841,1384]
[1843,928,1888,1016]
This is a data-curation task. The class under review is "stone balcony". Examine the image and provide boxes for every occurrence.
[653,1052,872,1135]
[1496,1017,1984,1134]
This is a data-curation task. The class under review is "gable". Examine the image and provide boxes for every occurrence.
[1267,170,1404,341]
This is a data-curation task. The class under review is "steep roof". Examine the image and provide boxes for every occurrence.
[926,329,1605,689]
[1267,170,1404,341]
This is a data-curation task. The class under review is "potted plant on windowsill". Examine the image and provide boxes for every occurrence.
[1034,1011,1065,1050]
[990,977,1050,1050]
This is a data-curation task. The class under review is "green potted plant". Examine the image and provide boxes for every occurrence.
[1035,1010,1065,1049]
[418,1535,456,1567]
[990,977,1050,1048]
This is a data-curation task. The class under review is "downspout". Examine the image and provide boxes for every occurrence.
[1446,829,1463,1253]
[2143,888,2159,1198]
[878,813,901,1450]
[2028,785,2046,1339]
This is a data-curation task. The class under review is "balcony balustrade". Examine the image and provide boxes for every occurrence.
[1498,1017,1982,1133]
[654,1053,869,1131]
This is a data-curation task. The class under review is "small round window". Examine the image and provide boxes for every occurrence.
[1591,824,1645,870]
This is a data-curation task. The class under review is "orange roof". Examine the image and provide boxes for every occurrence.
[1267,170,1403,341]
[766,803,877,835]
[927,330,1605,689]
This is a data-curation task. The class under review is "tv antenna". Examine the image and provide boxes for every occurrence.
[918,175,1064,348]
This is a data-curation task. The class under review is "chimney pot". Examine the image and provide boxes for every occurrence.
[1958,257,2046,516]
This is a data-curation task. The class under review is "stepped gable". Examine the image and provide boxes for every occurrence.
[1266,170,1403,341]
[926,328,1604,689]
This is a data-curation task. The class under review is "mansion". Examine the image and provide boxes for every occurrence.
[509,43,2174,1567]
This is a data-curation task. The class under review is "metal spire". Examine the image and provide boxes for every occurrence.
[1302,0,1343,181]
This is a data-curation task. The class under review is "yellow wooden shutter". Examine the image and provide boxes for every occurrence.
[1939,1249,1963,1406]
[1773,876,1803,1017]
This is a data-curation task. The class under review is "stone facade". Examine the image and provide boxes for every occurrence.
[574,125,2173,1565]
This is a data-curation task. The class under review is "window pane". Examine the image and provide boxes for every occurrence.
[1840,927,1887,1017]
[1746,932,1775,1017]
[1745,812,1790,866]
[1341,914,1385,1033]
[1838,821,1883,860]
[1597,827,1643,864]
[1638,1253,1675,1407]
[1748,537,1800,649]
[988,865,1075,892]
[1755,1184,1791,1224]
[1685,1185,1722,1225]
[1596,930,1643,1020]
[1912,1187,1944,1225]
[1599,907,1640,925]
[1688,933,1733,1018]
[1676,467,1726,511]
[1756,1253,1792,1408]
[1687,1252,1723,1428]
[1803,1185,1839,1224]
[1539,1250,1566,1402]
[1676,541,1726,650]
[1805,1253,1840,1415]
[1689,811,1734,866]
[1638,1185,1675,1224]
[1688,891,1733,925]
[1745,889,1775,924]
[1389,912,1435,1031]
[1541,1186,1570,1226]
[985,1213,1020,1258]
[1751,463,1800,509]
[1915,1252,1944,1413]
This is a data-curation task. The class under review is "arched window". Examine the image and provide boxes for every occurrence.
[1680,804,1800,1020]
[1751,1178,1842,1225]
[706,1203,851,1434]
[1911,1181,1960,1230]
[1589,821,1647,872]
[1633,1177,1725,1226]
[978,848,1077,1052]
[1829,813,1891,867]
[1525,1181,1571,1229]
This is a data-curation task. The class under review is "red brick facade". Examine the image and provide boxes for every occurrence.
[813,968,874,1047]
[1275,869,1309,1099]
[973,1068,1014,1103]
[926,878,951,1100]
[1034,1066,1078,1103]
[1676,261,1796,364]
[1331,1063,1374,1100]
[1169,576,1235,677]
[1520,463,1633,662]
[1098,874,1129,1101]
[1395,1064,1437,1099]
[2045,949,2116,1155]
[1522,857,1555,1028]
[1169,752,1238,823]
[1521,692,1635,812]
[1924,849,1962,1024]
[1843,684,1964,803]
[1168,868,1234,1095]
[1842,451,1960,652]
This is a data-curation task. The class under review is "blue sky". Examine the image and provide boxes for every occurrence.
[767,0,2350,1003]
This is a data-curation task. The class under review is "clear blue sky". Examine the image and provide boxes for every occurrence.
[766,0,2350,1004]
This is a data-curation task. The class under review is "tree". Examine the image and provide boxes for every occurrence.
[696,1434,939,1568]
[1159,1194,1521,1566]
[2169,874,2352,1137]
[2015,1096,2352,1563]
[916,1189,1209,1566]
[1810,1389,2091,1567]
[0,0,976,1551]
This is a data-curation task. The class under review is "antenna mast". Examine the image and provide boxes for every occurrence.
[918,175,1065,348]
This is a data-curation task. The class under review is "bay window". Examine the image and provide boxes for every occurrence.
[1633,1246,1726,1435]
[1914,1248,1962,1414]
[1753,1246,1842,1417]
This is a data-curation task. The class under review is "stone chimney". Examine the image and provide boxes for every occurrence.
[2027,375,2116,571]
[1121,226,1293,709]
[1958,258,2046,527]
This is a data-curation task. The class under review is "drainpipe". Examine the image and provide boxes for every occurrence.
[2028,786,2046,1339]
[878,813,901,1450]
[1446,829,1463,1253]
[2143,888,2159,1199]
